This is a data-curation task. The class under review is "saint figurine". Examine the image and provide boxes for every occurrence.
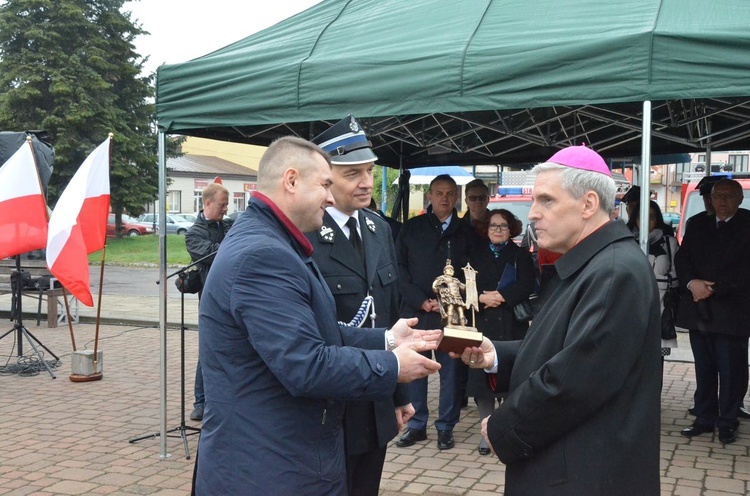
[432,259,470,327]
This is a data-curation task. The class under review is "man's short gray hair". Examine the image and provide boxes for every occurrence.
[532,162,616,215]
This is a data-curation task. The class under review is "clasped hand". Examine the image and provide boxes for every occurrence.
[479,290,505,308]
[690,279,714,301]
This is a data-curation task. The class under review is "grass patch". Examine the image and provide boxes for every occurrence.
[88,234,191,266]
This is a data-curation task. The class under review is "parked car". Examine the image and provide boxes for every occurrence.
[137,213,193,235]
[107,214,155,237]
[173,213,197,223]
[661,211,681,229]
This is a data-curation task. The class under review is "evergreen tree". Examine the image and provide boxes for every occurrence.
[0,0,158,229]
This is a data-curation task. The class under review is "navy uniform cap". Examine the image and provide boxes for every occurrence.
[622,185,640,203]
[697,175,722,196]
[311,114,378,165]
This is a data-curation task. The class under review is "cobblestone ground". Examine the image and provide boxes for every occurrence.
[0,324,748,495]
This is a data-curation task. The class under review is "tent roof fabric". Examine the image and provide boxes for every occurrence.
[156,0,750,167]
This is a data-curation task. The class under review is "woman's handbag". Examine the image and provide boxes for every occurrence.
[513,294,536,322]
[659,237,678,341]
[498,254,536,322]
[661,282,679,341]
[175,266,203,294]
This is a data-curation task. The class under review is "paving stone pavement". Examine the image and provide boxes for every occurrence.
[1,286,750,494]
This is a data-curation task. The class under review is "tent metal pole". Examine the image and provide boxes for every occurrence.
[157,130,170,459]
[639,101,652,256]
[705,118,712,177]
[381,165,387,213]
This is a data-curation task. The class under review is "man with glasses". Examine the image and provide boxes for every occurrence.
[462,178,491,230]
[676,178,750,444]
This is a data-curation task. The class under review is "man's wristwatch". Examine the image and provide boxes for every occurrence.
[385,330,396,351]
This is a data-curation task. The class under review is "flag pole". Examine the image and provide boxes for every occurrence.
[62,286,76,351]
[92,134,114,370]
[93,246,106,365]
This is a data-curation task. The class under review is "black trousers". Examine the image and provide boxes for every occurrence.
[346,444,387,496]
[689,330,749,429]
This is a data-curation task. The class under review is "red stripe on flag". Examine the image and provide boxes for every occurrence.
[0,194,48,259]
[78,194,110,254]
[48,223,93,306]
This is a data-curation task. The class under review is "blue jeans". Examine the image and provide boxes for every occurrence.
[406,349,468,431]
[194,359,204,409]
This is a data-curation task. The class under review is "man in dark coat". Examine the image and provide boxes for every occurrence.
[461,178,491,229]
[676,178,750,444]
[395,174,472,451]
[184,183,232,421]
[457,145,661,495]
[193,136,441,495]
[307,115,411,496]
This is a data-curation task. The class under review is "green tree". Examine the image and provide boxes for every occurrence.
[372,165,401,215]
[0,0,159,233]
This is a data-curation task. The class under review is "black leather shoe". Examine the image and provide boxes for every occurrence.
[687,406,696,416]
[681,423,713,438]
[738,407,750,420]
[478,445,491,456]
[189,407,204,421]
[718,426,738,444]
[395,428,427,447]
[437,430,455,450]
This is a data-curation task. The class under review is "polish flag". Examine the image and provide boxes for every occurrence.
[0,141,49,259]
[47,136,111,306]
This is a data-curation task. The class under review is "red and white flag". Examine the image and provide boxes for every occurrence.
[47,136,111,306]
[0,140,49,259]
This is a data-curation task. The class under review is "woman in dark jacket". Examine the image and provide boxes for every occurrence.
[466,209,535,455]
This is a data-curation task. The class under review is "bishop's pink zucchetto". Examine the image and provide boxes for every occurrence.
[547,144,611,177]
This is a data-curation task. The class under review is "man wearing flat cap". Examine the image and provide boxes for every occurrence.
[456,145,661,495]
[308,115,411,496]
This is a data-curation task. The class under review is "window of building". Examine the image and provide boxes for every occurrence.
[166,191,181,213]
[728,154,749,172]
[233,192,246,213]
[194,190,203,213]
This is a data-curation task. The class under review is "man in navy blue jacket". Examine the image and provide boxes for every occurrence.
[193,136,441,495]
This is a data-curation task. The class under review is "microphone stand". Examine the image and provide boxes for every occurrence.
[128,250,217,459]
[0,255,59,378]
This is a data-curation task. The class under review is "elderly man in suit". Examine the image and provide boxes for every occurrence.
[395,174,473,451]
[457,145,661,495]
[193,136,441,495]
[307,115,412,496]
[676,178,750,444]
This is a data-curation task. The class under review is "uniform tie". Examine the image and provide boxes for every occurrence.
[346,217,364,264]
[717,220,727,230]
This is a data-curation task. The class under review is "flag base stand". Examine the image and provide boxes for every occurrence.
[70,372,103,382]
[69,350,103,382]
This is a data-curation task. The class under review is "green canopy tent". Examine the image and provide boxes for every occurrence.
[150,0,750,457]
[156,0,750,167]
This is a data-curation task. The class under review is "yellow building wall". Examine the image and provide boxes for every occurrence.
[181,137,265,172]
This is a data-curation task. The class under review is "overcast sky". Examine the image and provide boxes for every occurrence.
[124,0,323,77]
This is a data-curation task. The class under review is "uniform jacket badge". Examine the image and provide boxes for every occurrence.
[319,225,335,243]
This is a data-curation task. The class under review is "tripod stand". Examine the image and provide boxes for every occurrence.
[128,254,214,459]
[0,256,59,379]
